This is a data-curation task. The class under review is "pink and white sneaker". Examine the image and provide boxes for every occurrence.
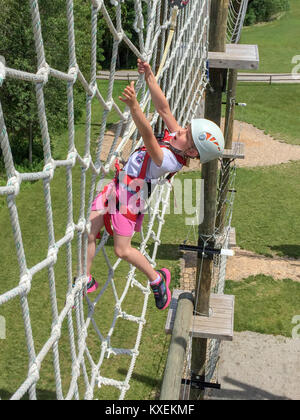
[150,269,171,310]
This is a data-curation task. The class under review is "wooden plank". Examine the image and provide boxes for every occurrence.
[229,227,236,248]
[210,300,233,309]
[165,290,235,341]
[208,44,259,70]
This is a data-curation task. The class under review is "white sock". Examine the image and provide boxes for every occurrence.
[150,273,161,285]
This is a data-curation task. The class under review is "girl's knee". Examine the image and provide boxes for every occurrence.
[114,244,130,259]
[89,212,103,240]
[88,231,97,243]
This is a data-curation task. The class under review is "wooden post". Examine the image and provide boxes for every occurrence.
[190,0,229,401]
[160,292,194,400]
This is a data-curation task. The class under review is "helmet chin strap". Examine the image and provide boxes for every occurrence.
[159,139,196,159]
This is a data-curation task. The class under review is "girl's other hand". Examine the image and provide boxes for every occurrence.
[118,81,138,107]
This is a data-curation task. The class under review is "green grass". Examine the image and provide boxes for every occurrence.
[234,83,300,145]
[233,161,300,258]
[240,0,300,73]
[225,275,300,337]
[232,0,300,145]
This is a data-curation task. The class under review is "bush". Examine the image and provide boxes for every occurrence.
[245,0,290,25]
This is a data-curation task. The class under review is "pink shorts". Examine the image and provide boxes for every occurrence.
[91,181,144,237]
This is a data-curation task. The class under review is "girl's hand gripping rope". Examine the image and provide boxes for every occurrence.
[137,58,152,78]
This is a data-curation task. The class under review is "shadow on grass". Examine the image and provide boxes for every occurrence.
[0,388,57,400]
[118,369,160,389]
[270,244,300,259]
[208,377,291,400]
[147,243,181,261]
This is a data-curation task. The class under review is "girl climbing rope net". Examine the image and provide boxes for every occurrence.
[84,59,225,311]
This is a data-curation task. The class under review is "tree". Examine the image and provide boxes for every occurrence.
[100,0,146,69]
[245,0,290,26]
[0,0,97,168]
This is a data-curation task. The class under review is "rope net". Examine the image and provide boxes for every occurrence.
[227,0,249,44]
[0,0,209,400]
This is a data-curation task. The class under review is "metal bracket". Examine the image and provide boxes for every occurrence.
[169,0,190,9]
[182,375,221,391]
[179,243,234,259]
[180,243,219,259]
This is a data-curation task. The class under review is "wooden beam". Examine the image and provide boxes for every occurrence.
[160,292,194,400]
[165,290,235,341]
[208,44,259,70]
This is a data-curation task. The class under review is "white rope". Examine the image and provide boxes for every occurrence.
[227,0,249,44]
[0,0,209,400]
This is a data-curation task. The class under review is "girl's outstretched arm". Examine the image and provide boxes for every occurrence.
[137,59,181,133]
[119,81,164,167]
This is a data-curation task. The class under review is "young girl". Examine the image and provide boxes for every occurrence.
[85,59,224,311]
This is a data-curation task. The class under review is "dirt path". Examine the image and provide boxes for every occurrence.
[226,247,300,282]
[227,120,300,168]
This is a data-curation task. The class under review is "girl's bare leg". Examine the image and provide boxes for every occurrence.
[86,211,104,275]
[113,232,158,282]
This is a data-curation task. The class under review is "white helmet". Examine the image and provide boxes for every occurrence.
[191,119,224,163]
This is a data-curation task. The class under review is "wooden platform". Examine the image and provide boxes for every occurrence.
[222,141,245,159]
[165,290,234,341]
[208,44,259,70]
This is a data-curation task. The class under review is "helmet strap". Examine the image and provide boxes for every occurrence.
[159,140,195,160]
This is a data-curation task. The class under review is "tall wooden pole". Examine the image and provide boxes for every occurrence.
[190,0,229,400]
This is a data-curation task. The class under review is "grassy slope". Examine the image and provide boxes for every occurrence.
[241,0,300,74]
[234,83,300,145]
[233,161,300,258]
[234,0,300,145]
[225,275,300,337]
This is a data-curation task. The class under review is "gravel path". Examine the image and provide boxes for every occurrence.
[207,331,300,400]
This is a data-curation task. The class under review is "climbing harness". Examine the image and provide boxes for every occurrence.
[101,130,187,236]
[169,0,190,9]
